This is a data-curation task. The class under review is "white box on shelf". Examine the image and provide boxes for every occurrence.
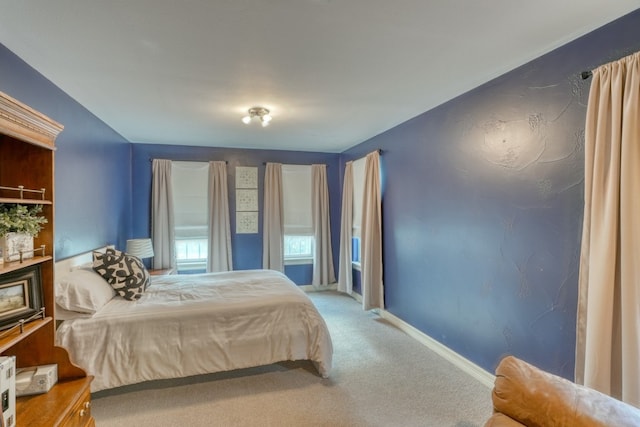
[15,364,57,397]
[0,355,16,427]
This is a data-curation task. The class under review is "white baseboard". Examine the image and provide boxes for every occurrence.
[378,309,495,389]
[310,289,495,389]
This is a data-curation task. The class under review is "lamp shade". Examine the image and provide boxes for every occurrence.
[126,238,154,259]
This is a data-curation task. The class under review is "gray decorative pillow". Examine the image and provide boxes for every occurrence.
[92,248,150,300]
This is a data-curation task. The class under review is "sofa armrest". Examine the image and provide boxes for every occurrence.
[491,356,640,427]
[484,412,525,427]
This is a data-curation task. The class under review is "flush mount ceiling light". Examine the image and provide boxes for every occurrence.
[242,107,272,127]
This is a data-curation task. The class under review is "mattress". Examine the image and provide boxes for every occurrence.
[55,269,333,391]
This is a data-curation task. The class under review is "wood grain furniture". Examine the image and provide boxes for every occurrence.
[148,267,176,276]
[0,91,95,427]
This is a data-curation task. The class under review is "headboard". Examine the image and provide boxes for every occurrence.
[54,245,114,279]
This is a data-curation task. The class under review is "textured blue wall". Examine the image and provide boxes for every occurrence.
[130,143,340,284]
[0,44,131,260]
[341,9,640,379]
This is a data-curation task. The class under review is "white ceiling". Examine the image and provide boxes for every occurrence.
[0,1,637,153]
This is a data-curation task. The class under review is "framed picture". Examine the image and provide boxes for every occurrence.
[0,265,43,331]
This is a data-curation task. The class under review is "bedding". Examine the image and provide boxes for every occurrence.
[55,268,116,314]
[55,268,333,392]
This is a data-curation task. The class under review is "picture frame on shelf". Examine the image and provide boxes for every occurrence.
[0,264,43,331]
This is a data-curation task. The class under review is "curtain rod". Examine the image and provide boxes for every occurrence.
[262,162,329,167]
[150,158,227,163]
[580,50,640,80]
[150,149,384,165]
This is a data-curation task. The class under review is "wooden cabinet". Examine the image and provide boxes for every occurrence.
[0,91,95,426]
[16,377,94,427]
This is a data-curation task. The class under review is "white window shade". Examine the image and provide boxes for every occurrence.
[171,161,209,238]
[352,157,366,238]
[282,164,312,235]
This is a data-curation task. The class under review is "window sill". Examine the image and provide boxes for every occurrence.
[285,258,313,266]
[176,261,207,273]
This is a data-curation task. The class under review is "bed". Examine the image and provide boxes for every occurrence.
[54,247,333,392]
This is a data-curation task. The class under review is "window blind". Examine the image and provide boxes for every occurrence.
[171,161,209,239]
[282,164,312,235]
[352,156,366,238]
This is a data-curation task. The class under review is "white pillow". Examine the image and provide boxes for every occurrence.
[55,304,93,321]
[70,261,94,271]
[55,269,116,314]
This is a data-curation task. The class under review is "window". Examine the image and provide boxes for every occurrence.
[174,238,207,272]
[282,164,313,262]
[171,161,209,272]
[284,235,314,260]
[351,157,366,264]
[351,236,360,264]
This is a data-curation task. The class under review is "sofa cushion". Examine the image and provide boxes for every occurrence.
[491,356,640,427]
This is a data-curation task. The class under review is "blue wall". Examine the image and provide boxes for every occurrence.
[0,44,131,260]
[341,9,640,379]
[130,143,340,284]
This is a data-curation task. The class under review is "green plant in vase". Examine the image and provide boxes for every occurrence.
[0,204,48,262]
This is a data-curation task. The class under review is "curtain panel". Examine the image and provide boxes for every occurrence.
[311,164,336,286]
[361,151,383,310]
[262,163,284,272]
[576,51,640,407]
[151,159,176,269]
[207,161,233,272]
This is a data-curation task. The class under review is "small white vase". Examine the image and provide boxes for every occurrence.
[0,232,34,262]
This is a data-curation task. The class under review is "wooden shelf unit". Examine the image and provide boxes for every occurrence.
[0,197,52,205]
[0,90,94,426]
[0,255,53,275]
[0,318,51,354]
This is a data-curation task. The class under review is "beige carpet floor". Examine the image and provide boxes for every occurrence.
[91,291,493,426]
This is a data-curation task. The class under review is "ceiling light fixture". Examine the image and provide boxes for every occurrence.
[242,107,272,127]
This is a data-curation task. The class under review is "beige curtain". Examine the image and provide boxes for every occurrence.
[262,163,284,272]
[151,159,175,269]
[207,161,233,272]
[311,164,336,286]
[576,51,640,407]
[361,151,383,310]
[338,161,354,294]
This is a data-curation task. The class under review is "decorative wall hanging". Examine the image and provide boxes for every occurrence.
[235,166,259,234]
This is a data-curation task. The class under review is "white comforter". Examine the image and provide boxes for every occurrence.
[56,269,333,391]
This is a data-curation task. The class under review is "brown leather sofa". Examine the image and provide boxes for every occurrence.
[484,355,640,427]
